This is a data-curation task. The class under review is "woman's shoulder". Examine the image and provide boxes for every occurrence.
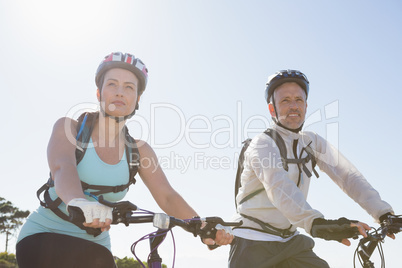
[50,117,80,144]
[53,116,79,131]
[134,139,152,154]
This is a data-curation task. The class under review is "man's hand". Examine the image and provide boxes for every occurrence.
[311,217,369,244]
[202,224,234,249]
[379,213,402,240]
[340,221,371,246]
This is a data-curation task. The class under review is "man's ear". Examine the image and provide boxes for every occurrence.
[268,103,276,117]
[96,88,101,102]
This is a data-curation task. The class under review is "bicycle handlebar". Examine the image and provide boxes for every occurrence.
[97,195,242,237]
[71,195,242,267]
[354,215,402,267]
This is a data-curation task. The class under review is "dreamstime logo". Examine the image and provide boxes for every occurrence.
[64,100,340,173]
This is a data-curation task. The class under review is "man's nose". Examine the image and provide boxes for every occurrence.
[289,100,297,108]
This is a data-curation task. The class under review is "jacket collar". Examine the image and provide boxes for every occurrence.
[271,122,301,140]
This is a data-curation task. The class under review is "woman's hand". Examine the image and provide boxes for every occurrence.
[67,198,113,232]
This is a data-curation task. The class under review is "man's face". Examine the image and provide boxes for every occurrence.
[269,82,307,130]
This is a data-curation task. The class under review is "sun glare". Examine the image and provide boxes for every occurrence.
[15,1,111,46]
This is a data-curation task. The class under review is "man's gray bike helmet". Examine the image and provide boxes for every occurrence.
[265,69,309,103]
[265,69,310,132]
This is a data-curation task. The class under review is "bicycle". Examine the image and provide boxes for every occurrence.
[69,194,242,268]
[353,215,402,268]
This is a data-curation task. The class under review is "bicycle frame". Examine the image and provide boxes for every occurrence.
[357,232,385,268]
[148,229,166,268]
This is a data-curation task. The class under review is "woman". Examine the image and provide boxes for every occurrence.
[16,52,233,267]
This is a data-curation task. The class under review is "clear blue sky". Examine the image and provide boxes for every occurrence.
[1,1,401,267]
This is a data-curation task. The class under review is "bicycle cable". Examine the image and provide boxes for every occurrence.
[129,217,204,268]
[130,226,179,268]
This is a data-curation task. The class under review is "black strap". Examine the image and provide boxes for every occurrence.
[303,144,319,178]
[80,181,133,195]
[292,139,302,186]
[234,138,252,207]
[265,129,318,179]
[238,213,295,238]
[75,112,98,164]
[124,125,140,185]
[238,188,264,205]
[36,177,53,208]
[264,129,289,171]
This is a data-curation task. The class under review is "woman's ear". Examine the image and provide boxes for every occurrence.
[268,103,276,117]
[134,95,141,110]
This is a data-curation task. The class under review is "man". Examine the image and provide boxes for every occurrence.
[229,70,394,267]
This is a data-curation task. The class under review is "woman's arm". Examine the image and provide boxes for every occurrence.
[47,117,112,231]
[48,117,85,204]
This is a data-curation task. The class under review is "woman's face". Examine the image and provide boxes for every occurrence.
[97,68,140,118]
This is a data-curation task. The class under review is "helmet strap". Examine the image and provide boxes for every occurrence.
[271,94,303,133]
[99,99,139,123]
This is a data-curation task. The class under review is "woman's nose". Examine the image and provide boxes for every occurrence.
[115,85,124,96]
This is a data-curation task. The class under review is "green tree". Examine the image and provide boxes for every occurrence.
[0,252,17,267]
[115,256,167,268]
[0,197,29,252]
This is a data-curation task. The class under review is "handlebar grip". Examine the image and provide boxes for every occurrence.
[67,206,102,236]
[68,206,86,224]
[169,217,189,229]
[200,222,218,239]
[388,223,402,234]
[199,219,242,239]
[207,244,220,250]
[381,214,402,235]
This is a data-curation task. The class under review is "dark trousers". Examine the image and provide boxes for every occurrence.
[228,234,330,268]
[16,233,116,268]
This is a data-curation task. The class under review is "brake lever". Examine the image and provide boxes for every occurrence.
[98,195,137,211]
[98,195,138,225]
[381,215,402,235]
[203,217,242,226]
